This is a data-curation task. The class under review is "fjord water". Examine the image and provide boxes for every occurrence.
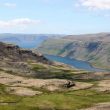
[45,54,106,72]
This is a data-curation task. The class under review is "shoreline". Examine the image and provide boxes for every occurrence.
[44,54,108,72]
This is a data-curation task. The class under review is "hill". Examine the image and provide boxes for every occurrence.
[1,42,110,110]
[0,42,90,79]
[0,34,64,49]
[37,33,110,70]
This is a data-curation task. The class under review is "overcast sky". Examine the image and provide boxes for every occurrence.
[0,0,110,34]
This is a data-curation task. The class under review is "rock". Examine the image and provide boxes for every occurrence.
[64,81,75,88]
[6,87,42,96]
[0,42,51,64]
[0,72,93,92]
[0,42,54,76]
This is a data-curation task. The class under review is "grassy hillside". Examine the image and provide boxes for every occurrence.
[1,82,110,110]
[37,33,110,70]
[37,38,72,55]
[1,67,110,110]
[1,42,110,110]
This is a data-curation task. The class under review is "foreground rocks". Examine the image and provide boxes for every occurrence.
[93,80,110,92]
[0,71,93,94]
[6,87,42,96]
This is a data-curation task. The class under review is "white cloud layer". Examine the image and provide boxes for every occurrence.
[78,0,110,10]
[4,3,16,8]
[0,18,41,28]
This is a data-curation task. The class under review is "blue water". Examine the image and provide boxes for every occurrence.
[45,54,106,72]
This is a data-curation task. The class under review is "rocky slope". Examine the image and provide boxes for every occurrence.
[0,42,84,79]
[1,42,110,110]
[38,33,110,70]
[0,42,50,63]
[0,42,53,77]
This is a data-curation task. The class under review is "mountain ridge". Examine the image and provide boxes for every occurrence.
[0,33,65,48]
[37,33,110,70]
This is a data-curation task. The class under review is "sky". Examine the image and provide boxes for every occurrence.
[0,0,110,34]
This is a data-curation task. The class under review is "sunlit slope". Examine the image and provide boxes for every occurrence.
[38,33,110,70]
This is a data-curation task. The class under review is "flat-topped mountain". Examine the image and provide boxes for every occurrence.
[63,33,110,42]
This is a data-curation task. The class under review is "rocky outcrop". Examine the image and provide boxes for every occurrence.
[0,42,53,76]
[0,71,93,92]
[0,42,51,64]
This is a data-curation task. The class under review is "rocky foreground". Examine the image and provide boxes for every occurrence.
[0,71,93,96]
[0,42,110,110]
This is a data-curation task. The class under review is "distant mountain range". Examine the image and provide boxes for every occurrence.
[0,34,50,48]
[0,34,64,49]
[37,33,110,70]
[0,33,110,70]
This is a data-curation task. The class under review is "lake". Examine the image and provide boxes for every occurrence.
[44,54,106,72]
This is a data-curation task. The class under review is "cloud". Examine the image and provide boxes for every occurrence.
[0,18,41,28]
[4,3,16,8]
[77,0,110,10]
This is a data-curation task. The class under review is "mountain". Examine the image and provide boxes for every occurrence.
[0,34,50,48]
[0,34,64,49]
[37,33,110,70]
[0,42,50,63]
[0,42,81,79]
[1,42,110,110]
[0,42,54,77]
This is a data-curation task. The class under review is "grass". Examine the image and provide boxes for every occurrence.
[38,38,72,55]
[32,64,47,71]
[31,63,91,80]
[0,90,110,110]
[0,84,22,106]
[1,83,110,110]
[0,63,110,110]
